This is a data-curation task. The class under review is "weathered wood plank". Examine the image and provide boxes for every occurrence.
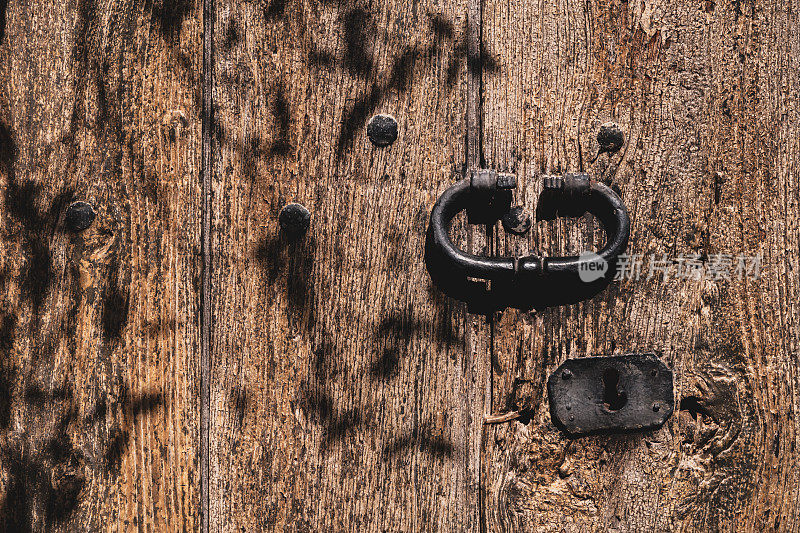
[208,0,501,529]
[482,0,800,530]
[0,1,202,530]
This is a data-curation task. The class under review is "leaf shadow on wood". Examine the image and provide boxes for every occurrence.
[263,0,286,21]
[243,0,289,22]
[257,226,380,453]
[341,7,375,77]
[148,0,194,41]
[382,423,454,459]
[0,444,84,533]
[229,387,249,430]
[0,378,166,530]
[270,81,292,155]
[0,120,166,530]
[0,124,76,318]
[300,387,364,450]
[104,391,165,473]
[0,326,14,430]
[101,261,130,345]
[0,0,6,42]
[370,303,459,380]
[256,232,317,330]
[220,19,241,52]
[315,11,500,156]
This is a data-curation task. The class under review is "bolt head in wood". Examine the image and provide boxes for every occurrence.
[279,202,311,238]
[367,114,398,147]
[65,201,96,232]
[597,122,624,154]
[501,206,531,236]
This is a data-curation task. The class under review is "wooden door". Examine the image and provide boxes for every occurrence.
[1,0,798,531]
[0,0,202,531]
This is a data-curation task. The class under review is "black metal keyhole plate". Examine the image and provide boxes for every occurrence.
[547,354,674,437]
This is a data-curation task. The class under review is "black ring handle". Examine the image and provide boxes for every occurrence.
[424,174,630,311]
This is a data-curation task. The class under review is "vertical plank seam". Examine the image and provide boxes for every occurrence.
[467,0,491,528]
[479,5,493,532]
[201,0,214,529]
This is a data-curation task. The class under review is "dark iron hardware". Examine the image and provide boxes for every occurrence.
[279,203,311,240]
[425,171,630,312]
[501,206,532,236]
[547,354,674,437]
[65,201,96,232]
[597,121,625,155]
[367,114,398,147]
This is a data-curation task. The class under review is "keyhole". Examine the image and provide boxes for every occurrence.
[602,368,627,411]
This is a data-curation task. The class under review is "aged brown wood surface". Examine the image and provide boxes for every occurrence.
[0,1,202,531]
[3,0,800,531]
[483,0,800,531]
[208,0,501,530]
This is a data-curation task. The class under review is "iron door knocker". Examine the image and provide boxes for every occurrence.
[425,171,630,312]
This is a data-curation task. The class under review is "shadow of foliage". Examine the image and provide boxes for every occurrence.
[148,0,194,41]
[382,423,455,459]
[0,120,166,529]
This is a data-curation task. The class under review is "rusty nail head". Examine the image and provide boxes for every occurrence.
[367,114,398,147]
[597,122,624,154]
[279,203,311,238]
[501,206,532,236]
[65,201,96,232]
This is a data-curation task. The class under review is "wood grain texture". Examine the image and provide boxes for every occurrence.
[208,0,504,530]
[0,1,202,530]
[482,0,800,531]
[4,0,799,530]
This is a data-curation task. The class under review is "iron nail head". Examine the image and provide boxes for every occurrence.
[279,203,311,238]
[501,206,532,236]
[597,122,625,154]
[367,114,398,147]
[65,201,96,232]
